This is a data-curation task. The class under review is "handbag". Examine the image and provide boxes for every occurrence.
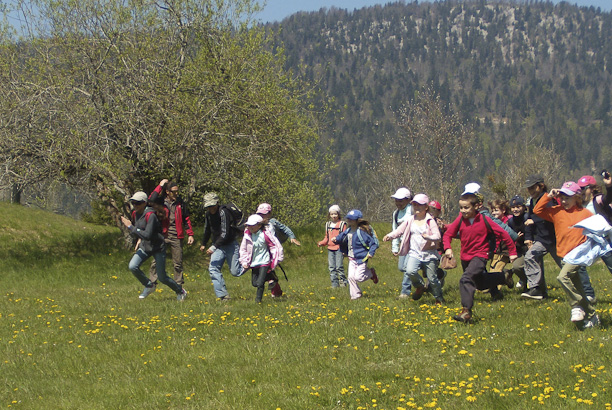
[440,253,457,270]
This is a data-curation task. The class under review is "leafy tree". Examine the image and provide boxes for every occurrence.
[0,0,328,239]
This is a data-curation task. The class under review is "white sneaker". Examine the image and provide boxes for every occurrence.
[515,281,524,288]
[587,295,597,305]
[583,314,601,329]
[570,307,585,322]
[177,288,187,302]
[139,284,156,299]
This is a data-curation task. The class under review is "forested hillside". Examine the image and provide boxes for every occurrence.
[266,0,612,215]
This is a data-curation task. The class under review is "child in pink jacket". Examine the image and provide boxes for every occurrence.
[239,214,284,302]
[383,194,444,303]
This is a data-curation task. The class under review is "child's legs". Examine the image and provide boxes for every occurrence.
[251,266,268,302]
[489,253,510,273]
[459,257,488,310]
[601,253,612,275]
[328,250,346,286]
[524,242,548,289]
[578,266,595,299]
[348,258,371,299]
[404,256,426,289]
[266,269,282,297]
[557,262,595,316]
[422,259,442,299]
[334,250,347,283]
[397,254,412,293]
[511,255,528,283]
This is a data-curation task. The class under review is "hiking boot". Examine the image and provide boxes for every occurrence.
[521,287,544,300]
[412,286,425,301]
[370,268,379,284]
[139,284,156,299]
[570,307,585,322]
[453,308,472,323]
[177,288,187,302]
[503,269,514,289]
[583,314,601,329]
[491,291,504,301]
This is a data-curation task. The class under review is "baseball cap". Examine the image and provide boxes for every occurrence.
[524,174,544,188]
[391,187,411,199]
[577,175,596,188]
[346,209,363,220]
[428,200,442,210]
[509,195,525,207]
[245,214,263,226]
[130,191,148,203]
[328,205,341,214]
[256,203,272,214]
[461,182,481,196]
[559,181,581,196]
[203,192,219,207]
[411,193,429,205]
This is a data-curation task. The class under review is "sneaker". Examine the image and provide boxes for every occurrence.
[435,297,446,305]
[521,287,544,300]
[139,284,156,299]
[177,288,187,302]
[398,293,410,299]
[515,280,524,289]
[412,286,426,301]
[339,281,347,287]
[370,268,379,284]
[570,307,585,322]
[503,270,514,289]
[219,295,231,301]
[453,308,472,323]
[583,314,601,329]
[587,295,597,305]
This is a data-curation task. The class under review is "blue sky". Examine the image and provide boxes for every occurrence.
[256,0,611,23]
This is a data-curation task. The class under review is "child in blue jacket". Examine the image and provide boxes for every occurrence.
[332,209,379,299]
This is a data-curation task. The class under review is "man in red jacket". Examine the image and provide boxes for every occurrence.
[443,191,517,323]
[146,179,195,296]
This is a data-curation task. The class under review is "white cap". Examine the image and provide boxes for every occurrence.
[329,205,341,214]
[130,191,148,202]
[391,187,411,199]
[461,182,481,196]
[245,214,264,226]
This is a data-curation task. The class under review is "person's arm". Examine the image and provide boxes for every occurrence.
[383,218,410,241]
[200,215,211,251]
[488,216,518,258]
[273,218,301,245]
[181,203,195,245]
[533,192,555,222]
[442,214,462,251]
[318,222,329,247]
[127,213,158,242]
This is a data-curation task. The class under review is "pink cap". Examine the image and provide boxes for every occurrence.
[428,200,442,210]
[577,175,596,188]
[559,181,581,196]
[256,203,272,214]
[411,193,429,205]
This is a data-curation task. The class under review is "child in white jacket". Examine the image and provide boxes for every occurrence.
[239,214,284,303]
[383,194,444,303]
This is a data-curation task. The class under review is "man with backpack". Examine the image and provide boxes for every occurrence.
[200,192,245,301]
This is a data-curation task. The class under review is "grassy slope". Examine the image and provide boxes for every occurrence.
[1,204,612,409]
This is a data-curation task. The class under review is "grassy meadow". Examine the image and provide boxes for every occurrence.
[2,203,612,409]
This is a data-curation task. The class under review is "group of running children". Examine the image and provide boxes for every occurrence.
[121,173,612,328]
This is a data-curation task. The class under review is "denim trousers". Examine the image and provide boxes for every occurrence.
[208,241,244,298]
[403,256,442,299]
[129,249,182,294]
[328,249,347,286]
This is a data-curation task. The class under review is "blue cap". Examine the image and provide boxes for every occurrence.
[346,209,363,220]
[509,195,525,207]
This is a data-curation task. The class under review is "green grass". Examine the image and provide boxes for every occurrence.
[2,204,612,409]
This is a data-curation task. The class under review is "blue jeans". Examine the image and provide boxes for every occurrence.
[398,254,411,293]
[403,256,442,299]
[129,249,182,294]
[208,241,245,298]
[328,249,346,287]
[601,253,612,274]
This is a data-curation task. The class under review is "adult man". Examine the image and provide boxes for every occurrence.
[391,187,413,298]
[200,192,244,300]
[146,179,194,295]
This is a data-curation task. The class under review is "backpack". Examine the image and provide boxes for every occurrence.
[221,202,246,233]
[356,225,380,250]
[325,220,347,241]
[456,214,495,258]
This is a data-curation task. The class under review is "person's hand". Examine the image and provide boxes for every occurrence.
[549,189,560,198]
[524,219,534,226]
[444,249,453,258]
[525,240,533,249]
[517,232,524,238]
[206,247,214,255]
[290,238,301,246]
[603,173,612,187]
[187,236,194,245]
[392,252,399,257]
[199,245,206,252]
[242,263,249,269]
[331,237,337,244]
[509,255,518,263]
[159,178,169,187]
[383,234,391,242]
[120,216,132,228]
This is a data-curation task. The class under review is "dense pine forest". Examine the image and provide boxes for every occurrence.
[266,0,612,215]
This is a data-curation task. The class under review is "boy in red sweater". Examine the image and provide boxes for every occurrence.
[443,192,517,323]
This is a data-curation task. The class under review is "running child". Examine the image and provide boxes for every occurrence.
[239,214,284,303]
[443,191,517,323]
[383,194,444,304]
[332,209,379,300]
[256,203,301,246]
[318,205,348,288]
[488,198,512,274]
[506,195,529,291]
